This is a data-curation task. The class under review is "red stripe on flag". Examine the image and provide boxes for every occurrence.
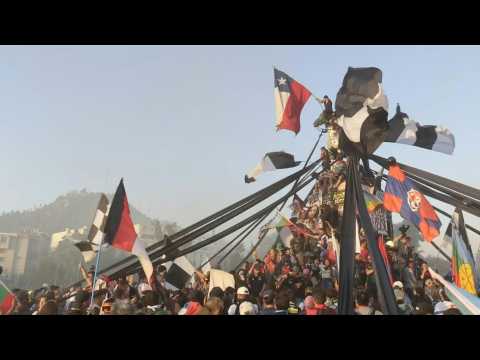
[0,293,15,315]
[418,220,439,242]
[388,165,406,182]
[383,192,403,213]
[418,193,440,221]
[111,197,137,252]
[277,80,311,135]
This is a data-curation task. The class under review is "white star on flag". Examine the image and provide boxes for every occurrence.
[278,77,287,85]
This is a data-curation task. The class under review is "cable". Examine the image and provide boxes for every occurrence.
[199,211,269,269]
[111,174,317,278]
[232,133,324,272]
[67,159,319,289]
[71,159,317,285]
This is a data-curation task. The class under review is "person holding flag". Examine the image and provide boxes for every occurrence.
[273,67,312,135]
[313,95,334,128]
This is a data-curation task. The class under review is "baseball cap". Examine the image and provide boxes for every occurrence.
[385,241,394,248]
[393,281,404,289]
[237,287,250,296]
[239,301,257,315]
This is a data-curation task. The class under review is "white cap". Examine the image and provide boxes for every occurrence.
[393,281,404,289]
[385,241,395,248]
[239,301,257,315]
[237,287,250,296]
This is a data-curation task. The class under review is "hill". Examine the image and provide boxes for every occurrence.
[0,189,154,235]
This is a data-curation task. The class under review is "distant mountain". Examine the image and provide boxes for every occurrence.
[0,189,154,235]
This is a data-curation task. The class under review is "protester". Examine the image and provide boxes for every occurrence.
[259,289,276,315]
[1,152,465,316]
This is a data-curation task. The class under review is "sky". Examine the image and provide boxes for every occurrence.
[1,45,480,258]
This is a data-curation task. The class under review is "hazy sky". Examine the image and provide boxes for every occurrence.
[1,45,480,257]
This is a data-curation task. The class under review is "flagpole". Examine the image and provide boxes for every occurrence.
[0,278,14,295]
[89,238,104,310]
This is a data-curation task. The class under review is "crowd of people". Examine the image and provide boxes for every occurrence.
[5,231,459,315]
[4,140,462,315]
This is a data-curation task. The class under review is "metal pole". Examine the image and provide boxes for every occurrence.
[89,241,104,309]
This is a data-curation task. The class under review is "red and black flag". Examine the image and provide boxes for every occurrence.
[103,179,154,285]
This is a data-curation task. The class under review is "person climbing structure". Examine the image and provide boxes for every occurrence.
[313,95,334,128]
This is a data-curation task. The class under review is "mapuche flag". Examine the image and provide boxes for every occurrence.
[103,179,154,285]
[447,208,478,295]
[383,165,441,242]
[0,280,15,315]
[274,68,311,135]
[335,67,389,155]
[245,151,301,183]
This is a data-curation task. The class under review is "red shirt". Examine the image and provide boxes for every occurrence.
[360,248,369,262]
[327,249,337,265]
[264,256,276,274]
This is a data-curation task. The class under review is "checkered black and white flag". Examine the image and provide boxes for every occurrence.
[74,193,109,263]
[87,193,109,247]
[385,105,455,155]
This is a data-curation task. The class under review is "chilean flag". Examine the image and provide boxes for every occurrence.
[274,68,311,135]
[103,179,154,285]
[383,165,441,242]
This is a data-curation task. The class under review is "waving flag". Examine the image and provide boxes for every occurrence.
[447,209,478,295]
[0,279,15,315]
[73,241,97,263]
[245,151,301,183]
[74,193,109,263]
[103,179,154,285]
[363,191,383,213]
[386,105,455,155]
[335,67,389,155]
[383,165,441,242]
[429,267,480,315]
[274,68,311,135]
[264,211,300,248]
[165,256,196,290]
[364,191,389,235]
